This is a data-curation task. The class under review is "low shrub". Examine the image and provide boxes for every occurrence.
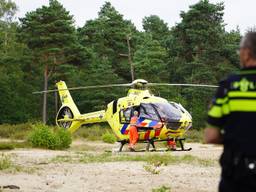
[28,123,72,150]
[56,128,72,149]
[101,132,116,143]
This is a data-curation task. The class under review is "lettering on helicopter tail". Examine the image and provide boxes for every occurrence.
[61,94,68,103]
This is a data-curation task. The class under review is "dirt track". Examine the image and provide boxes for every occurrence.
[0,141,223,192]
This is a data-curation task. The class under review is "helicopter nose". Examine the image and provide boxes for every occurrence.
[166,121,183,130]
[184,113,192,130]
[186,121,192,131]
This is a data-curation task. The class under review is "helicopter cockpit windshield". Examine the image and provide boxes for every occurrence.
[139,103,160,121]
[152,103,182,122]
[139,103,182,122]
[120,102,185,130]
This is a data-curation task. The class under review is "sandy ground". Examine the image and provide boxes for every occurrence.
[0,141,223,192]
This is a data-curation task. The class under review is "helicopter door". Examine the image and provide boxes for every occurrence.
[136,103,161,130]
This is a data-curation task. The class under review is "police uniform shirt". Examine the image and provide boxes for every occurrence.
[207,67,256,156]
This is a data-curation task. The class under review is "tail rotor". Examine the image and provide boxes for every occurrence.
[56,106,74,129]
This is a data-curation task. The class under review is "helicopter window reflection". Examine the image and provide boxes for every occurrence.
[120,106,140,124]
[153,103,182,121]
[120,107,132,123]
[124,108,132,121]
[139,104,160,121]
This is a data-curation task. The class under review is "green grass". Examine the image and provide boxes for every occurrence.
[101,131,116,143]
[0,141,31,150]
[0,123,33,139]
[0,122,204,145]
[143,163,161,174]
[0,153,39,173]
[52,152,215,167]
[52,155,72,163]
[186,129,204,143]
[152,185,171,192]
[0,143,14,150]
[0,153,12,170]
[73,123,112,141]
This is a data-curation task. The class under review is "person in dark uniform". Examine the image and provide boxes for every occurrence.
[205,30,256,192]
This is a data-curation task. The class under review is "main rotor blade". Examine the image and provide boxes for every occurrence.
[147,83,219,88]
[33,83,131,94]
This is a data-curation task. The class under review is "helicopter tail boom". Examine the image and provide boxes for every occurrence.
[56,81,107,133]
[56,81,81,116]
[56,81,81,132]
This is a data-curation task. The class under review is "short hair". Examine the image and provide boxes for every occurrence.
[240,30,256,59]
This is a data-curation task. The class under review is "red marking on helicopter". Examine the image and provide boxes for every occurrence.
[144,130,151,139]
[139,122,148,127]
[154,128,161,137]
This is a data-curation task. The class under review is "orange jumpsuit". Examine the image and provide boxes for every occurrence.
[129,116,139,148]
[167,139,176,150]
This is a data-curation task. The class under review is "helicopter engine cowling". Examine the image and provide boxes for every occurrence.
[56,106,74,129]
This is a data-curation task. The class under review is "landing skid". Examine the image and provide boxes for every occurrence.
[146,139,156,151]
[173,138,192,151]
[117,138,192,152]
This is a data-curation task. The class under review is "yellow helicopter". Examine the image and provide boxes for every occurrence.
[35,79,217,152]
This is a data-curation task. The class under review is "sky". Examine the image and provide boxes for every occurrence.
[13,0,255,34]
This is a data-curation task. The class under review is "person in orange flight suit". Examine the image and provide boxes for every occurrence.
[167,139,176,150]
[128,111,139,151]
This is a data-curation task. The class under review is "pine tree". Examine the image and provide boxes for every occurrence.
[142,15,170,47]
[167,0,240,128]
[133,33,168,82]
[78,1,138,81]
[19,0,78,123]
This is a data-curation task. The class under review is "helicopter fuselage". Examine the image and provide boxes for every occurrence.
[104,88,192,141]
[56,81,192,143]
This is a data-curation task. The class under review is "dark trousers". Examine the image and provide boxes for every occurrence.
[219,150,256,192]
[219,172,256,192]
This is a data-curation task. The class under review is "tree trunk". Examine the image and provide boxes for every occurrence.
[42,65,48,124]
[127,35,134,81]
[54,81,58,116]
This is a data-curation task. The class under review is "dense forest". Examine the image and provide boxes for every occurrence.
[0,0,241,128]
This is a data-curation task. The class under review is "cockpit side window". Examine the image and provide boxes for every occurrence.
[120,106,139,124]
[124,108,132,121]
